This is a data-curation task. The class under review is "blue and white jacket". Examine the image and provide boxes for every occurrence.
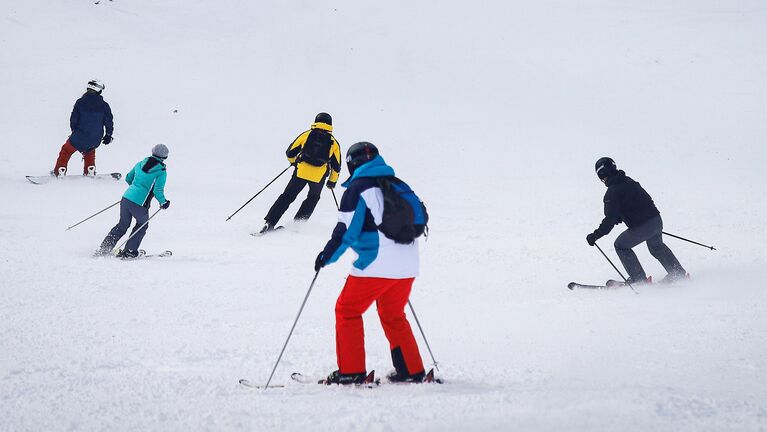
[321,156,419,279]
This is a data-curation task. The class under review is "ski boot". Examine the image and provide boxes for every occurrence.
[386,369,426,383]
[320,370,369,385]
[627,275,652,285]
[659,272,690,284]
[606,275,651,287]
[258,222,275,235]
[116,249,141,260]
[85,165,96,176]
[387,368,442,384]
[51,167,67,178]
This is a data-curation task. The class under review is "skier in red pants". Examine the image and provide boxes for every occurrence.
[315,142,428,385]
[53,79,114,177]
[333,276,423,383]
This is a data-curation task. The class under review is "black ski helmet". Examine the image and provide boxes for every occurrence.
[595,157,617,180]
[346,141,379,175]
[315,112,332,125]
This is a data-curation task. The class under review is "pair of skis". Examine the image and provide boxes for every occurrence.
[239,368,442,389]
[568,274,662,290]
[239,371,378,389]
[570,273,691,290]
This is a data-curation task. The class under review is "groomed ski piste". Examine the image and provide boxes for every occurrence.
[1,1,766,431]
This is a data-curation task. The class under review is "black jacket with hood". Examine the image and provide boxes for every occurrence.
[592,170,660,239]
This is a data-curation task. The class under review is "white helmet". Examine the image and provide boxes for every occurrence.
[87,79,105,93]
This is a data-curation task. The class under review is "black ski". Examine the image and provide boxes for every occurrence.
[291,371,379,387]
[379,368,443,384]
[290,368,443,386]
[419,369,443,384]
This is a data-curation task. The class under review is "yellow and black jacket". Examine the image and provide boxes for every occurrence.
[286,122,341,184]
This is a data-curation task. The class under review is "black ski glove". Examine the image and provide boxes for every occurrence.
[161,200,171,210]
[326,180,336,190]
[314,251,326,272]
[586,233,598,246]
[102,135,113,145]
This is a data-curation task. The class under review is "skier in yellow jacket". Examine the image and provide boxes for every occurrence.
[260,113,341,234]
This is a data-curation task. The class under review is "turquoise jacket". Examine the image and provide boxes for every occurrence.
[123,157,168,207]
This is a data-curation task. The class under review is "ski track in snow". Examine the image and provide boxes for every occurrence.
[1,0,767,431]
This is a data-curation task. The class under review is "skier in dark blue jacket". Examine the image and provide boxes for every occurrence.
[53,79,114,176]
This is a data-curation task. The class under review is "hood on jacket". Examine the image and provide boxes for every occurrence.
[310,122,333,132]
[605,170,627,187]
[342,155,395,187]
[141,156,166,173]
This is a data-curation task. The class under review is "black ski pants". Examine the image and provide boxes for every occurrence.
[264,172,325,226]
[99,198,149,253]
[614,215,686,282]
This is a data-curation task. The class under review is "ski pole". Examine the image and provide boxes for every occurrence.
[264,270,320,389]
[113,208,163,253]
[662,231,716,251]
[408,300,440,372]
[594,242,637,294]
[65,200,120,231]
[226,165,292,221]
[330,189,339,210]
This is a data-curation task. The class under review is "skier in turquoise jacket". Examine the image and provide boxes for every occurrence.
[96,144,171,258]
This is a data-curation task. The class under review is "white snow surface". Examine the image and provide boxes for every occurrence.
[1,1,766,431]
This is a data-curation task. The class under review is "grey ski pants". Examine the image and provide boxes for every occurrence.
[614,215,686,281]
[100,198,150,252]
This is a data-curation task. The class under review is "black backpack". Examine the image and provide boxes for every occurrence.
[376,176,429,244]
[299,129,333,167]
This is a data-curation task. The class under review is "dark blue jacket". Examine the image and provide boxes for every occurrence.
[69,92,114,152]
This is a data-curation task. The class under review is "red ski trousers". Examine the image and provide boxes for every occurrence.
[54,140,95,175]
[335,275,424,375]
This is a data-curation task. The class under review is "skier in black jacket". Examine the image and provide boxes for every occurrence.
[586,157,686,284]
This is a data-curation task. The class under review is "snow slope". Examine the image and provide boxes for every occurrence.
[1,1,766,430]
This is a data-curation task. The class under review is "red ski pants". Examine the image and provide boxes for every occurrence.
[335,275,424,375]
[54,140,95,175]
